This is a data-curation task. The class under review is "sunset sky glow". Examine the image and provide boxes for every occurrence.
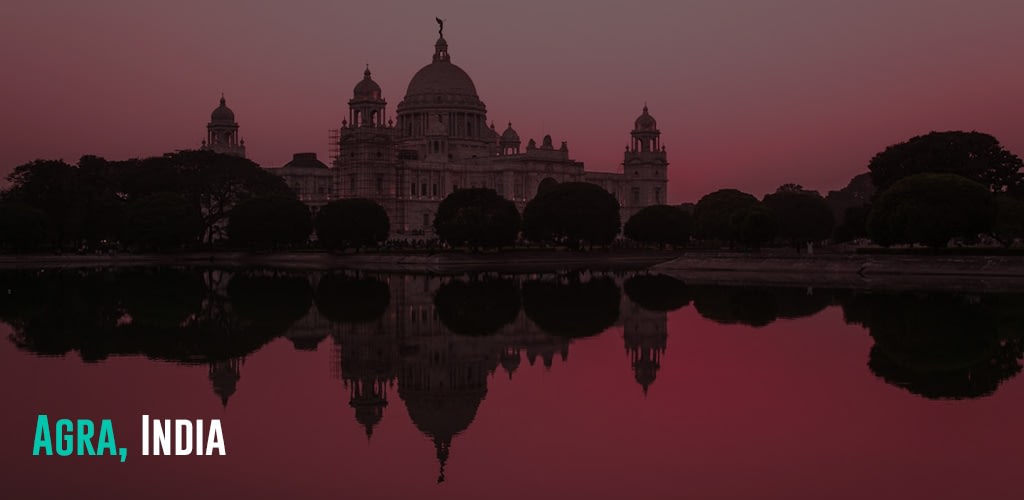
[1,0,1022,202]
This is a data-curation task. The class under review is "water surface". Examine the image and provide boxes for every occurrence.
[2,268,1022,499]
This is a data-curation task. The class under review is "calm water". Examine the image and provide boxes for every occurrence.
[2,268,1023,499]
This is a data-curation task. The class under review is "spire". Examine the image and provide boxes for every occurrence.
[220,93,226,107]
[364,64,371,78]
[435,437,450,484]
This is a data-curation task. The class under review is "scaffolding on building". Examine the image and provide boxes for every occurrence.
[328,128,340,166]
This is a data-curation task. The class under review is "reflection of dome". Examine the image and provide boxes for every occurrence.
[399,386,486,484]
[634,105,656,130]
[353,67,382,100]
[500,122,520,144]
[211,95,235,123]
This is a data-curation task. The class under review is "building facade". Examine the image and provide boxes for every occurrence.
[270,30,669,233]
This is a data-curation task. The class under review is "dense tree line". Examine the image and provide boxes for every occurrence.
[4,129,1022,253]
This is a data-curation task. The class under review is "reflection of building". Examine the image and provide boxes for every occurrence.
[621,299,668,394]
[201,95,246,158]
[265,27,669,233]
[208,357,243,407]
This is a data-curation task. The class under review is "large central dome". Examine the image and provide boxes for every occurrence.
[403,37,479,99]
[395,32,491,149]
[406,61,478,98]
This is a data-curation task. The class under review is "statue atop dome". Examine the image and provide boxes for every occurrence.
[436,17,444,37]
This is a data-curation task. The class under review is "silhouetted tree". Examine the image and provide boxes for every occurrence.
[624,205,693,248]
[693,189,759,243]
[832,204,871,243]
[825,172,875,222]
[228,196,312,250]
[0,202,50,252]
[314,273,390,323]
[123,193,203,251]
[623,274,692,311]
[434,188,520,250]
[733,205,778,249]
[867,173,994,247]
[434,278,520,335]
[763,189,834,249]
[128,151,294,243]
[522,275,620,337]
[993,195,1024,244]
[536,177,559,196]
[523,182,620,249]
[868,131,1023,192]
[315,199,390,252]
[3,158,125,248]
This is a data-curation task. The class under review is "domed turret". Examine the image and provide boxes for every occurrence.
[353,67,382,101]
[202,94,246,158]
[348,67,387,127]
[634,104,657,131]
[211,95,235,124]
[499,122,521,155]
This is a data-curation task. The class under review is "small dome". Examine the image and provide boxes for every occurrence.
[634,104,657,131]
[353,67,382,100]
[283,152,329,169]
[211,95,235,123]
[500,122,520,144]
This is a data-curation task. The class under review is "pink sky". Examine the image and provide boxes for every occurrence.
[1,0,1022,203]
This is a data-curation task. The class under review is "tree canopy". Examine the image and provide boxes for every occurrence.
[624,205,693,247]
[867,173,994,247]
[0,202,50,253]
[522,182,620,249]
[733,205,779,249]
[867,131,1023,193]
[762,189,834,245]
[123,193,203,251]
[434,188,520,249]
[228,196,312,250]
[314,198,390,251]
[693,189,759,242]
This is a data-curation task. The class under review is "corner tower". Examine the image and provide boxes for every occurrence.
[622,104,669,218]
[202,95,246,157]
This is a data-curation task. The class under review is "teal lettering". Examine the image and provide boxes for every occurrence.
[32,415,52,456]
[77,420,96,456]
[56,419,72,456]
[97,420,117,457]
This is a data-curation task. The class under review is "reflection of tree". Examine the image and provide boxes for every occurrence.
[623,274,691,312]
[840,292,1024,399]
[433,277,520,335]
[2,268,307,363]
[314,273,390,324]
[692,287,777,327]
[226,271,312,335]
[773,287,833,319]
[522,275,620,337]
[119,268,206,329]
[691,286,832,327]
